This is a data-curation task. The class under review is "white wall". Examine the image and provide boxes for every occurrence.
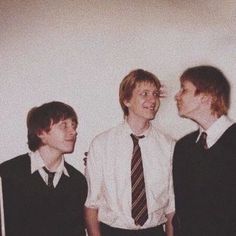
[1,0,236,172]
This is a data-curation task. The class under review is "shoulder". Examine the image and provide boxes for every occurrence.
[150,125,175,145]
[149,126,176,160]
[0,153,30,177]
[64,163,88,201]
[224,123,236,135]
[64,162,87,185]
[173,131,199,165]
[219,123,236,146]
[90,123,124,146]
[176,130,199,147]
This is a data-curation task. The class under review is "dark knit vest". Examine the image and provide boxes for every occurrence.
[0,154,87,236]
[173,124,236,236]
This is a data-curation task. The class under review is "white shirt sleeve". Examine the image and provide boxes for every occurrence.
[165,140,176,215]
[85,137,104,209]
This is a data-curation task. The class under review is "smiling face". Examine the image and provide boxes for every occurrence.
[124,82,160,124]
[175,80,203,119]
[39,118,77,156]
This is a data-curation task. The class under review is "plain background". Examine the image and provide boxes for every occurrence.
[1,0,236,173]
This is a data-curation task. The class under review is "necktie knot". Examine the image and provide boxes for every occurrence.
[130,134,144,145]
[43,167,56,188]
[197,132,208,149]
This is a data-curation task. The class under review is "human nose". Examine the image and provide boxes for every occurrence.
[69,126,77,137]
[148,94,158,103]
[175,90,181,101]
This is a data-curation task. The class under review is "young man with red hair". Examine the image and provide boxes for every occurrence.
[0,101,87,236]
[85,69,175,236]
[173,65,236,236]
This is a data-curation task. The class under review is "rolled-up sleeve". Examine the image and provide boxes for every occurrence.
[85,138,103,209]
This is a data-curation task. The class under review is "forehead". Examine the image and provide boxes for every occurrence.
[51,117,77,125]
[181,80,196,90]
[135,81,159,91]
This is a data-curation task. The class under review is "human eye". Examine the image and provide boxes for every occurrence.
[140,91,148,97]
[71,121,77,130]
[59,121,67,129]
[179,86,186,94]
[153,91,160,97]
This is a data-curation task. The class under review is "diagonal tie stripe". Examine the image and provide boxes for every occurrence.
[131,157,142,176]
[197,132,208,149]
[43,167,56,189]
[130,134,148,226]
[132,188,145,207]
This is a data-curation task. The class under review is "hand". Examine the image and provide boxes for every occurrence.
[83,152,88,167]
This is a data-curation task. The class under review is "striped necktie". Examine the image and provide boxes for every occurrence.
[43,167,56,189]
[130,134,148,226]
[197,132,208,149]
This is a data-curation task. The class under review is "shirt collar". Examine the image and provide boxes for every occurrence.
[196,115,234,148]
[123,119,152,138]
[29,150,70,177]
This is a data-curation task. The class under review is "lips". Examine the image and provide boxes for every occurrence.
[144,104,156,110]
[65,138,76,142]
[176,102,182,108]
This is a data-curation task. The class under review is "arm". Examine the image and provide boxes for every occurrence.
[84,207,101,236]
[165,140,175,236]
[84,139,104,236]
[165,212,174,236]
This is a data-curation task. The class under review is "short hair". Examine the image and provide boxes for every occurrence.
[180,65,230,117]
[119,69,161,116]
[27,101,78,151]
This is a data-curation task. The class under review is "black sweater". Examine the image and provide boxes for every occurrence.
[0,153,87,236]
[173,124,236,236]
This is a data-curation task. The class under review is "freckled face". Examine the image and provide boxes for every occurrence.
[125,82,160,123]
[175,80,203,119]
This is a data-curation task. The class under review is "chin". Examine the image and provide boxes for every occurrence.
[150,113,157,119]
[178,113,185,118]
[177,109,184,116]
[178,112,189,119]
[64,150,74,154]
[144,115,155,121]
[64,146,75,154]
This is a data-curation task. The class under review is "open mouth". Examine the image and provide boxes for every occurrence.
[144,105,156,111]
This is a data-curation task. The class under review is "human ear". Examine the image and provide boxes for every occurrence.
[123,100,131,107]
[201,94,212,105]
[37,129,47,142]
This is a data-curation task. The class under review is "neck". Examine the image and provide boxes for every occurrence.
[38,147,63,171]
[192,111,219,130]
[126,116,150,135]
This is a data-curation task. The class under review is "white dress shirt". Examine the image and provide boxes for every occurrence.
[85,121,175,229]
[197,115,234,148]
[29,151,69,188]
